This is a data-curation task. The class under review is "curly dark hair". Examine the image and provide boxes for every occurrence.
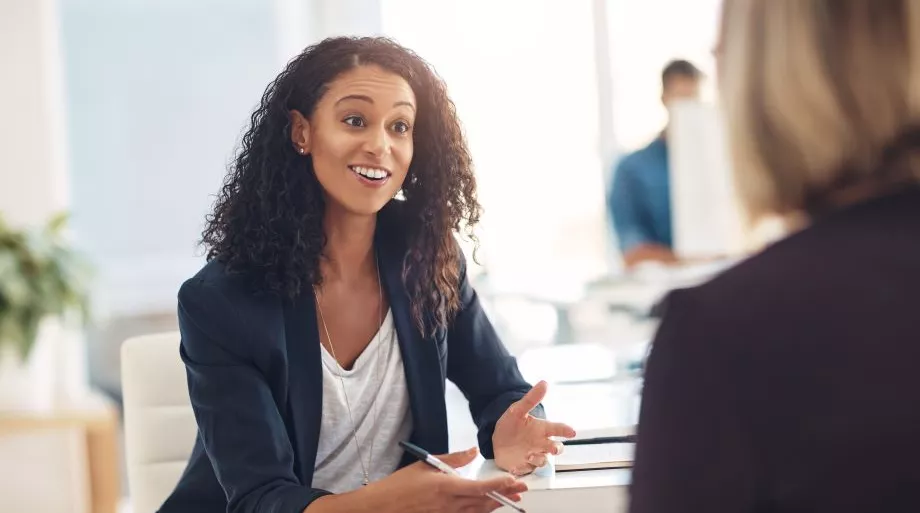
[201,36,481,336]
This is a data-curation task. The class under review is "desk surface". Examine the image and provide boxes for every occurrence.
[462,457,630,513]
[467,457,631,491]
[0,393,117,434]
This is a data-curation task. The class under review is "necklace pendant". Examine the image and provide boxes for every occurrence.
[362,477,369,486]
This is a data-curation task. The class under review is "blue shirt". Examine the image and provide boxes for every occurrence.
[608,137,672,252]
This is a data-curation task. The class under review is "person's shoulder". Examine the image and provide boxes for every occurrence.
[178,258,281,332]
[615,138,663,173]
[658,223,846,340]
[657,189,920,376]
[669,241,807,311]
[178,258,285,362]
[615,149,641,172]
[180,258,246,301]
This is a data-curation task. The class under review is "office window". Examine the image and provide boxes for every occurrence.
[382,0,608,293]
[606,0,722,151]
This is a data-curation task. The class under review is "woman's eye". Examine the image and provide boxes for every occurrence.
[343,115,366,128]
[393,121,411,134]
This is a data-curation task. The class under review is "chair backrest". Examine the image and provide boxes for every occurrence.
[121,332,197,513]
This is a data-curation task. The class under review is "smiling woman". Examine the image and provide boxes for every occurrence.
[159,36,576,513]
[288,66,416,216]
[201,38,478,335]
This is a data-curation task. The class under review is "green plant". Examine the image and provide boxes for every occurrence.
[0,213,91,359]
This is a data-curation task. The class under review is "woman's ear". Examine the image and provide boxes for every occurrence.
[290,109,311,155]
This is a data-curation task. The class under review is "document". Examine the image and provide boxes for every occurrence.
[555,443,634,472]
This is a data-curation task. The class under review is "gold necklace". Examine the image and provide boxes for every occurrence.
[313,252,384,487]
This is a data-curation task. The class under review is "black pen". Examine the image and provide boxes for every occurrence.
[399,441,527,513]
[562,435,637,446]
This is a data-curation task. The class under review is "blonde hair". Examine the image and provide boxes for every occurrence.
[719,0,920,221]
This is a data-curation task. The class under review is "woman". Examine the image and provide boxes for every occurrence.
[630,2,920,513]
[159,37,575,513]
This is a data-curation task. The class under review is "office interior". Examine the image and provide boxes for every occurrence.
[0,0,778,511]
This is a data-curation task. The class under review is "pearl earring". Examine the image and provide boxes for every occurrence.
[298,147,305,155]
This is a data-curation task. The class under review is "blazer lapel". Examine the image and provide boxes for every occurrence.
[283,289,323,484]
[377,235,449,457]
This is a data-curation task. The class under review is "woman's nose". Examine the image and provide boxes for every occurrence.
[362,126,391,156]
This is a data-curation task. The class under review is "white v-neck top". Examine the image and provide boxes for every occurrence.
[312,309,413,493]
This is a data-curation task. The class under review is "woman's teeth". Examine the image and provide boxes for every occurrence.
[351,166,388,180]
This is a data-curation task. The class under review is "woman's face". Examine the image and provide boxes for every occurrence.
[291,65,416,217]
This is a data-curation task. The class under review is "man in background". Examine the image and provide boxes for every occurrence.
[609,59,702,269]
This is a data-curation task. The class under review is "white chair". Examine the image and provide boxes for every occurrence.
[121,332,198,513]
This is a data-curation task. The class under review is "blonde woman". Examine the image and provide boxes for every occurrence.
[630,2,920,512]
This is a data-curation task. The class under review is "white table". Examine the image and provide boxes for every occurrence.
[463,452,631,513]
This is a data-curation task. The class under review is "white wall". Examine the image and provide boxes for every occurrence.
[606,0,722,151]
[60,0,280,315]
[275,0,384,61]
[382,0,609,291]
[0,5,93,506]
[0,0,69,228]
[35,0,623,316]
[58,0,388,317]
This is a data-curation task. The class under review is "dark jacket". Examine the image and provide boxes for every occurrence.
[159,202,536,513]
[630,185,920,513]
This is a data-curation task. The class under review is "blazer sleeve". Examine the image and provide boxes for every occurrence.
[445,250,544,459]
[178,278,331,513]
[629,289,759,513]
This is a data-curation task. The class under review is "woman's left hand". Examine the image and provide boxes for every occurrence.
[492,380,577,476]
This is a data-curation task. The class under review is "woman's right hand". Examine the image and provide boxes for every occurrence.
[309,447,528,513]
[372,446,528,513]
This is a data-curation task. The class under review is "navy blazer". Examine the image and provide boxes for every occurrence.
[158,204,538,513]
[630,185,920,513]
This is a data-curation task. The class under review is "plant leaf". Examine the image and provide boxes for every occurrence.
[45,212,70,236]
[0,212,92,357]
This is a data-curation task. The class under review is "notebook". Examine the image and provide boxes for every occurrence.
[554,442,635,472]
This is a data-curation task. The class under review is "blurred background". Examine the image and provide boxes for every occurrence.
[1,0,754,511]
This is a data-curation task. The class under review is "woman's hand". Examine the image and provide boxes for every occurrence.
[492,381,577,476]
[309,447,527,513]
